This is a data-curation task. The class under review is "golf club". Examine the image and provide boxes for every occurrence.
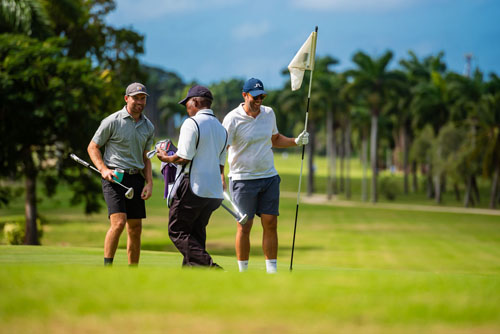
[147,139,174,159]
[223,192,248,224]
[221,202,247,224]
[69,153,134,199]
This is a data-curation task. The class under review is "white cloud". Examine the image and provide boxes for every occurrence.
[291,0,418,12]
[232,22,271,39]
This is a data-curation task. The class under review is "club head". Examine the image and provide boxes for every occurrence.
[146,149,157,159]
[238,214,248,225]
[125,187,134,199]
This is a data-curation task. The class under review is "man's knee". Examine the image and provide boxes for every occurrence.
[237,219,254,235]
[127,219,142,236]
[261,215,278,231]
[110,213,127,232]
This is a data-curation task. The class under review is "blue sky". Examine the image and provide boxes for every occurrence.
[107,0,500,89]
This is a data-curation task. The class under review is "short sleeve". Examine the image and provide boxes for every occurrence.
[176,118,199,160]
[145,122,155,151]
[270,109,279,136]
[91,117,113,147]
[219,143,227,166]
[222,114,234,147]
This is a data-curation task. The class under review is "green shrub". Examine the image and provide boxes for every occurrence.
[3,223,24,244]
[379,175,400,201]
[2,217,44,245]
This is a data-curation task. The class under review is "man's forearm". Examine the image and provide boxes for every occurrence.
[143,159,153,184]
[165,154,190,165]
[271,133,296,148]
[87,141,106,171]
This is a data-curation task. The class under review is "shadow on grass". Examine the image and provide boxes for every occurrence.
[141,242,177,252]
[279,245,324,252]
[140,241,318,258]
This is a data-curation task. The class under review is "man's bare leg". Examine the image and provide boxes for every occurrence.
[126,219,142,265]
[104,213,127,265]
[261,214,278,273]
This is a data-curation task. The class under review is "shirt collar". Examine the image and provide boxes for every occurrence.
[237,103,247,116]
[237,103,262,119]
[120,106,143,121]
[197,109,215,116]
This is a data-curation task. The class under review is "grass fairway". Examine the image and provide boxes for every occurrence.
[1,154,500,333]
[1,246,499,334]
[1,203,500,333]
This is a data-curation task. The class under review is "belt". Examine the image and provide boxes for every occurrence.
[108,167,140,175]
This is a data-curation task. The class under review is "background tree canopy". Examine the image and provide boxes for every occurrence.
[0,0,144,244]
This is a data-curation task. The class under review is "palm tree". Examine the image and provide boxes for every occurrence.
[433,123,468,204]
[448,69,486,207]
[384,72,412,194]
[311,57,344,199]
[400,51,447,193]
[410,70,451,200]
[479,74,500,208]
[351,105,371,201]
[410,126,436,198]
[0,0,52,38]
[346,51,405,202]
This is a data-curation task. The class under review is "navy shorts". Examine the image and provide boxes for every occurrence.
[229,175,280,219]
[101,173,146,219]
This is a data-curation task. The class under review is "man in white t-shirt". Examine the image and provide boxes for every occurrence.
[157,85,228,268]
[222,78,309,273]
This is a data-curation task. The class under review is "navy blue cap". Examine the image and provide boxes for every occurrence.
[178,85,213,105]
[243,78,267,97]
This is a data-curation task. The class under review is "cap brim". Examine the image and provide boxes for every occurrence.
[248,89,267,97]
[178,97,189,105]
[128,92,149,97]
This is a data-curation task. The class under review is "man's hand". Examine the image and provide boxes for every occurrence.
[88,140,115,181]
[157,149,170,163]
[294,130,309,146]
[100,167,116,182]
[141,182,153,200]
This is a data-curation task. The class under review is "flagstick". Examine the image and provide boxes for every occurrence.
[290,26,318,272]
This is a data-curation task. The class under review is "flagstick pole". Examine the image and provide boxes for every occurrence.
[290,26,318,272]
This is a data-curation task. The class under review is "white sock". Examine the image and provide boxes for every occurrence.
[266,259,277,273]
[238,260,248,272]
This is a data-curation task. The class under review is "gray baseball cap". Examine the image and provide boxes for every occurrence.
[126,82,149,96]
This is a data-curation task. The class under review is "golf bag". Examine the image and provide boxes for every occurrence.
[156,139,178,204]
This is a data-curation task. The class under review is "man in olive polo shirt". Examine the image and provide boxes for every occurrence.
[88,82,155,266]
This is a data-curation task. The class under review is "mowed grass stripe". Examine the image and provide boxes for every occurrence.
[0,252,499,334]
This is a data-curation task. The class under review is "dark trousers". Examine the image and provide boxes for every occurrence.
[168,176,222,267]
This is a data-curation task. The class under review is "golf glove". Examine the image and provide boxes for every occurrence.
[294,130,309,146]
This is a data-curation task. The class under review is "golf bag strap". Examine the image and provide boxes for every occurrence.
[187,117,200,175]
[167,119,199,208]
[221,129,228,157]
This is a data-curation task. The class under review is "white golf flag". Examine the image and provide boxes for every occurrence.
[288,31,317,91]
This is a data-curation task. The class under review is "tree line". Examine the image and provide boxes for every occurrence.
[1,1,499,245]
[147,52,500,210]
